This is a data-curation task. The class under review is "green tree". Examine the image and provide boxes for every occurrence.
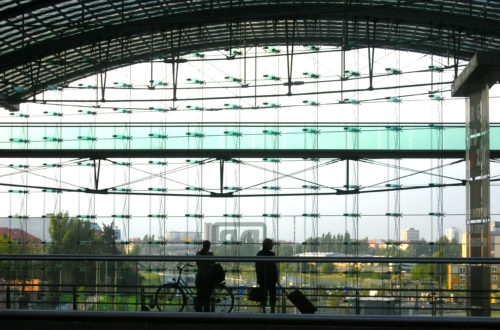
[277,242,294,256]
[100,223,119,255]
[321,262,336,274]
[402,240,431,258]
[410,263,439,282]
[438,237,461,257]
[48,212,95,255]
[47,213,96,287]
[46,213,143,301]
[0,233,38,281]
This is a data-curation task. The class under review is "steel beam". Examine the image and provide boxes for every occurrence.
[1,4,497,72]
[452,52,500,97]
[0,149,487,159]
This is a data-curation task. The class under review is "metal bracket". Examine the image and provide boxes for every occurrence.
[169,28,183,102]
[93,158,101,190]
[98,40,111,102]
[285,19,296,96]
[367,21,376,91]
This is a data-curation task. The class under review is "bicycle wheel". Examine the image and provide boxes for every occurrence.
[211,284,234,313]
[155,283,186,312]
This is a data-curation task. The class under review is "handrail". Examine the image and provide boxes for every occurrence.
[0,254,498,264]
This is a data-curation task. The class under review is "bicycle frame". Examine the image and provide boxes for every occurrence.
[155,263,233,313]
[170,264,196,298]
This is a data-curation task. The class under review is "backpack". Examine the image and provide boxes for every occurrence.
[211,263,225,284]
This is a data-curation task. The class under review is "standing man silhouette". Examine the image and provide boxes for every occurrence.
[255,238,278,313]
[195,240,214,312]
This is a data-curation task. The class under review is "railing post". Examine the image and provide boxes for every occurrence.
[140,286,148,311]
[6,285,10,309]
[355,289,360,315]
[281,287,286,314]
[431,289,436,317]
[72,286,77,311]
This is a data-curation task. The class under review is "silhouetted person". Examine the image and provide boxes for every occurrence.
[256,238,278,313]
[195,240,214,312]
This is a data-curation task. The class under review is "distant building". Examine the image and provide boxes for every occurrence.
[491,222,500,257]
[114,227,121,241]
[448,264,500,290]
[493,221,500,231]
[368,239,386,249]
[203,223,213,241]
[462,231,468,257]
[445,227,460,242]
[166,231,200,242]
[0,216,111,243]
[401,227,419,242]
[0,217,50,242]
[399,239,426,251]
[448,264,468,291]
[90,223,102,235]
[0,228,41,242]
[203,222,266,243]
[452,221,500,293]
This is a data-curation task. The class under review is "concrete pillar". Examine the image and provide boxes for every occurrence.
[452,52,500,316]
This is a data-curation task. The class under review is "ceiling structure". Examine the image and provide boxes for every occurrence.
[0,0,499,111]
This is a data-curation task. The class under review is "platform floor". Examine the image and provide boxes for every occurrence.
[1,310,500,330]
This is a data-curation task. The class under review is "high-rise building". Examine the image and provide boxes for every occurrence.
[401,227,419,242]
[445,227,460,243]
[203,223,213,241]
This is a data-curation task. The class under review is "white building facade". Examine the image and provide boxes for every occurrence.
[445,227,460,242]
[401,227,419,242]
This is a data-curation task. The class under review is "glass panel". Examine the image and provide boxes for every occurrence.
[3,124,499,151]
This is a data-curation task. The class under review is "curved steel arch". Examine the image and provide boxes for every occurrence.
[0,0,500,107]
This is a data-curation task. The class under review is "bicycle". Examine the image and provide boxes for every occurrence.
[155,263,234,312]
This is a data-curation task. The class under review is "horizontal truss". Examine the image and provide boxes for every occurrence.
[0,149,495,159]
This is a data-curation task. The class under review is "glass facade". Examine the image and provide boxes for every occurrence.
[0,123,496,151]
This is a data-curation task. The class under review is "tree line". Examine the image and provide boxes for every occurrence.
[0,212,139,296]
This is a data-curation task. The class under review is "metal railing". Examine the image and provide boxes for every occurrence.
[0,255,498,316]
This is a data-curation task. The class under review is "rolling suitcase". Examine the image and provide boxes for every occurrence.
[280,285,316,314]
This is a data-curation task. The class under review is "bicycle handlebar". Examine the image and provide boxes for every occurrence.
[176,263,196,271]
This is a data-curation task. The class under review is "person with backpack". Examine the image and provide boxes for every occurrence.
[195,240,214,312]
[255,238,279,313]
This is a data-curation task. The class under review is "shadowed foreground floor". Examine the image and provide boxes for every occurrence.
[1,310,500,330]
